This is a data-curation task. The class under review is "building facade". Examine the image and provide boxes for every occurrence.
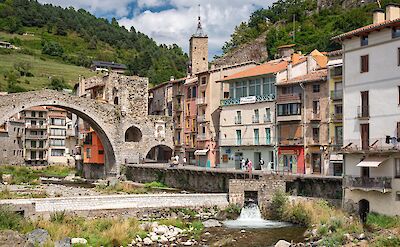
[218,60,288,169]
[47,106,69,165]
[0,115,25,165]
[334,5,400,216]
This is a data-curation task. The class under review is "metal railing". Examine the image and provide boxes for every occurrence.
[332,113,343,121]
[277,93,301,102]
[235,116,242,125]
[264,114,272,123]
[196,98,206,105]
[311,112,321,120]
[330,66,342,77]
[220,94,275,106]
[344,176,392,192]
[25,133,48,139]
[252,115,259,123]
[197,115,206,122]
[197,133,207,141]
[220,137,274,146]
[25,123,47,129]
[357,105,369,118]
[342,138,400,152]
[330,90,343,100]
[278,137,304,146]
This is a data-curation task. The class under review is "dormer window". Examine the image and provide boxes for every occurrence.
[360,35,368,46]
[393,27,400,39]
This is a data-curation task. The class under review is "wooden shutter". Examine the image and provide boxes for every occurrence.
[361,55,369,73]
[397,122,400,139]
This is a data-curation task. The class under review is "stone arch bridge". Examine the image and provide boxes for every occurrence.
[0,89,173,177]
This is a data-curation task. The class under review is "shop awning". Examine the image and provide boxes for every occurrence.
[356,157,387,168]
[194,149,209,156]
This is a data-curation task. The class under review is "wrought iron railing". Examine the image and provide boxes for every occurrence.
[330,90,343,100]
[357,105,369,118]
[342,138,400,152]
[235,116,242,125]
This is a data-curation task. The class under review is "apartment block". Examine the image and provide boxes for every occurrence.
[0,114,25,165]
[334,5,400,216]
[47,106,69,165]
[218,60,287,169]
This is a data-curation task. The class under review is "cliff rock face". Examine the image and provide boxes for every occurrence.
[211,34,268,68]
[317,0,376,10]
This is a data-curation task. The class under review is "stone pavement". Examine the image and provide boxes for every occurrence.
[0,193,228,213]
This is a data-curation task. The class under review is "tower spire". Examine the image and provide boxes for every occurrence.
[194,4,206,37]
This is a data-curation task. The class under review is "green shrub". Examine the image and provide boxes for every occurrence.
[144,181,167,188]
[0,206,23,230]
[270,190,288,220]
[224,203,241,215]
[372,236,400,247]
[285,203,311,226]
[50,211,67,223]
[318,224,329,236]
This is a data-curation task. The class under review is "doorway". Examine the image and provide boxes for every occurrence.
[361,124,369,150]
[359,199,370,224]
[254,152,261,170]
[312,153,321,174]
[235,152,243,170]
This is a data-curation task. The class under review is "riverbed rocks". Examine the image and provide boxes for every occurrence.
[202,219,222,228]
[70,238,87,245]
[274,239,291,247]
[26,229,49,246]
[0,230,31,247]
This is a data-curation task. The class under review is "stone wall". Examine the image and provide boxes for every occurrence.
[228,178,286,211]
[287,177,342,199]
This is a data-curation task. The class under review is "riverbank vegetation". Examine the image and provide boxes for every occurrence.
[0,165,74,184]
[94,181,176,195]
[270,190,400,246]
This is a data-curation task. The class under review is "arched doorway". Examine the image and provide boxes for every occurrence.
[125,126,142,142]
[359,199,370,224]
[145,145,173,163]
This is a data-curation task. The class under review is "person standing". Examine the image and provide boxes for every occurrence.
[183,157,187,166]
[241,158,245,170]
[259,158,265,171]
[247,159,253,179]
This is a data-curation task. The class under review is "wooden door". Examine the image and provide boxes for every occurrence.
[361,91,369,117]
[361,124,369,150]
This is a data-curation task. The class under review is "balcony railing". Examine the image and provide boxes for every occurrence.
[220,94,275,106]
[25,133,48,139]
[197,133,207,141]
[278,137,303,146]
[235,116,242,125]
[344,176,392,193]
[357,105,369,118]
[219,137,274,146]
[252,115,260,123]
[330,90,343,100]
[197,115,206,122]
[332,113,343,121]
[277,93,301,102]
[310,112,321,120]
[341,138,400,153]
[25,123,47,129]
[196,98,207,105]
[174,104,183,112]
[264,114,272,123]
[26,145,48,150]
[330,66,343,77]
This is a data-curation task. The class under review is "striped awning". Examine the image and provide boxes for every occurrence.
[356,157,387,168]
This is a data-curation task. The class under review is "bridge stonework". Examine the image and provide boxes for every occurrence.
[0,75,173,177]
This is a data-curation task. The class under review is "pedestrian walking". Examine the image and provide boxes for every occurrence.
[183,157,187,166]
[241,158,245,170]
[247,159,253,179]
[259,158,264,170]
[245,158,249,170]
[175,155,180,165]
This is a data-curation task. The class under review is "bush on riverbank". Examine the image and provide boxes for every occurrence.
[0,165,74,184]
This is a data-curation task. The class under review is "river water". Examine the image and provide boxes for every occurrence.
[202,203,306,246]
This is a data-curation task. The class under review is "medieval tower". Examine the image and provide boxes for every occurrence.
[189,9,208,75]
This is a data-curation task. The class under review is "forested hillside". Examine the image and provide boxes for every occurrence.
[0,0,187,89]
[221,0,400,59]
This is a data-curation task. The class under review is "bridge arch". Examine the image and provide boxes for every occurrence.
[145,144,173,163]
[0,90,118,176]
[125,126,142,142]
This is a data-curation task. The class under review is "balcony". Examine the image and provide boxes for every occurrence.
[357,105,369,119]
[174,104,183,112]
[330,66,342,77]
[174,141,183,147]
[278,137,303,146]
[196,98,207,105]
[220,94,275,106]
[330,90,343,100]
[310,112,321,121]
[197,115,206,122]
[219,137,274,147]
[252,115,260,124]
[175,124,182,130]
[264,114,272,123]
[235,116,242,125]
[25,133,48,139]
[277,114,302,122]
[332,113,343,122]
[26,145,48,150]
[26,123,47,129]
[344,176,392,193]
[341,138,400,154]
[25,156,47,161]
[277,93,301,103]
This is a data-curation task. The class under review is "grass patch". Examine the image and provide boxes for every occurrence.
[144,181,167,189]
[372,236,400,247]
[0,165,74,185]
[95,182,148,194]
[367,212,400,229]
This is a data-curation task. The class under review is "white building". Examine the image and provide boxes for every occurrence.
[333,5,400,216]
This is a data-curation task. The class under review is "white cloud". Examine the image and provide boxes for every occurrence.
[119,0,275,57]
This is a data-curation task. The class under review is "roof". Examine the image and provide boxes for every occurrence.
[327,50,343,57]
[310,49,328,68]
[149,77,186,91]
[219,60,288,82]
[91,61,127,69]
[332,17,400,41]
[26,106,47,111]
[46,106,66,112]
[277,69,327,86]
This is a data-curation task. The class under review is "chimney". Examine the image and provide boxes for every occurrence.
[170,76,175,81]
[373,9,385,24]
[385,3,400,21]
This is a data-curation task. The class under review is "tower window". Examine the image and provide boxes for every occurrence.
[203,57,205,60]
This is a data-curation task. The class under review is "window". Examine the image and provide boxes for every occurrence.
[253,109,259,123]
[50,118,65,126]
[254,129,259,145]
[185,135,190,145]
[335,104,343,115]
[31,140,37,148]
[265,128,271,144]
[360,35,368,46]
[265,108,271,122]
[50,139,65,147]
[98,150,104,155]
[50,129,66,136]
[31,111,36,117]
[38,112,43,117]
[191,86,197,98]
[186,119,190,128]
[392,27,400,39]
[312,84,320,93]
[361,55,369,73]
[263,77,275,95]
[51,149,65,157]
[395,159,400,178]
[312,100,320,114]
[201,77,207,85]
[86,148,91,158]
[397,122,400,140]
[235,81,248,98]
[312,127,319,142]
[236,130,242,145]
[249,79,261,96]
[398,86,400,104]
[277,103,301,116]
[235,111,242,124]
[186,103,190,116]
[398,48,400,66]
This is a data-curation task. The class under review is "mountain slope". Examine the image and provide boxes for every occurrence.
[0,0,188,86]
[221,0,400,59]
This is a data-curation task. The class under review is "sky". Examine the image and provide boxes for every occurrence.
[38,0,275,58]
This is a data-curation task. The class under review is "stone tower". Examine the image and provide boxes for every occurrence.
[189,10,208,75]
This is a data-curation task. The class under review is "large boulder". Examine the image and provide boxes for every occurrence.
[55,238,71,247]
[71,238,87,245]
[202,219,221,228]
[0,230,31,247]
[26,229,49,246]
[275,240,291,247]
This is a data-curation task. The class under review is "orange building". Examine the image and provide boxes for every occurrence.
[83,129,104,164]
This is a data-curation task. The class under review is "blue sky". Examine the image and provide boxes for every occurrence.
[38,0,276,58]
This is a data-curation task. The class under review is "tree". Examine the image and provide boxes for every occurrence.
[13,61,33,77]
[48,77,69,91]
[55,21,67,36]
[42,40,64,57]
[88,36,97,50]
[4,70,26,93]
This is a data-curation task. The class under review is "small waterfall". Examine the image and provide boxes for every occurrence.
[224,203,291,229]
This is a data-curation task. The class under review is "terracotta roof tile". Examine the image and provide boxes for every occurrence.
[332,18,400,41]
[277,69,327,86]
[220,60,288,82]
[27,106,47,111]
